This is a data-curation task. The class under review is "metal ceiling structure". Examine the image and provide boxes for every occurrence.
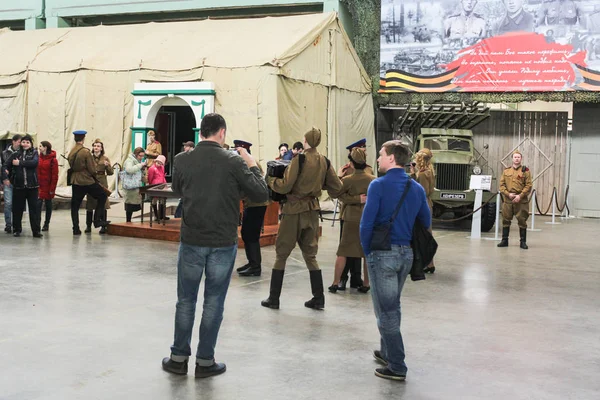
[381,102,491,136]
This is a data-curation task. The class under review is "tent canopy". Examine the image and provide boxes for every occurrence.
[0,13,375,188]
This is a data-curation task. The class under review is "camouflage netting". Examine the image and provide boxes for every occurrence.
[342,0,600,104]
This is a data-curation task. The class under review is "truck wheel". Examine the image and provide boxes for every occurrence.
[481,203,496,232]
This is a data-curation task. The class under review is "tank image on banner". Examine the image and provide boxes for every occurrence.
[379,0,600,92]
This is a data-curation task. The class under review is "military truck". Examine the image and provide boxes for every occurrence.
[414,128,496,232]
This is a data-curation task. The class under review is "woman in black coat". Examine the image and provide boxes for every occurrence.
[2,134,42,238]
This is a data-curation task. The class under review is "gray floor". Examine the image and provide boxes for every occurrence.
[1,210,599,400]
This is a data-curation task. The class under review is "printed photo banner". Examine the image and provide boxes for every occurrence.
[379,0,600,92]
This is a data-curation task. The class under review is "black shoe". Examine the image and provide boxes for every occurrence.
[520,241,528,250]
[73,229,82,236]
[93,220,111,228]
[239,266,261,277]
[5,226,12,234]
[350,279,363,289]
[375,367,406,381]
[236,264,251,273]
[13,231,21,237]
[99,226,108,235]
[304,296,324,309]
[195,362,226,378]
[33,233,43,238]
[161,357,188,376]
[423,266,436,274]
[357,286,371,293]
[41,224,49,232]
[337,278,347,291]
[328,284,338,293]
[497,239,508,248]
[261,298,280,309]
[84,226,92,234]
[373,350,388,365]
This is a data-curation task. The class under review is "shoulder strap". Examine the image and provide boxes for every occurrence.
[69,147,85,167]
[389,179,412,223]
[298,154,305,175]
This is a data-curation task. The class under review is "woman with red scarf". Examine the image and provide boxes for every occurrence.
[37,141,59,232]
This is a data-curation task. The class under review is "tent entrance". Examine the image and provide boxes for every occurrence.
[154,105,196,179]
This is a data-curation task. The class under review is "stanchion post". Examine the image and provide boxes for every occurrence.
[494,193,501,240]
[545,189,562,225]
[470,189,483,239]
[529,190,541,231]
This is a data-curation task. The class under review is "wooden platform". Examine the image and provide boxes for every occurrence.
[107,218,279,247]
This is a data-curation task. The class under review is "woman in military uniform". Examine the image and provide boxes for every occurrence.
[329,148,375,293]
[85,139,113,234]
[411,148,436,273]
[145,130,162,168]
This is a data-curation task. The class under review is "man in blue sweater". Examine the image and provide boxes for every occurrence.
[360,140,431,381]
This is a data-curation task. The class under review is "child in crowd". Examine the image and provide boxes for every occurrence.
[148,155,169,221]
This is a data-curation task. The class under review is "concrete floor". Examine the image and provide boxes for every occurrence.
[1,210,599,400]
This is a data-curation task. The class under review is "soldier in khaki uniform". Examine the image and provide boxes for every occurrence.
[498,151,533,249]
[336,138,374,290]
[233,140,270,277]
[261,128,342,310]
[145,130,162,168]
[328,148,375,293]
[68,130,110,235]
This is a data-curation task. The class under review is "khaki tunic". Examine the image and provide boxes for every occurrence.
[336,169,375,258]
[86,154,114,211]
[267,148,343,270]
[413,169,435,213]
[145,141,162,167]
[337,162,374,218]
[499,165,533,229]
[67,144,96,186]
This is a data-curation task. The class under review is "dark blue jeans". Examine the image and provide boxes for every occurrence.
[367,245,413,375]
[170,242,237,366]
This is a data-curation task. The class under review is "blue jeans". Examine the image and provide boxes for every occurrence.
[170,242,237,366]
[367,245,414,375]
[3,183,13,228]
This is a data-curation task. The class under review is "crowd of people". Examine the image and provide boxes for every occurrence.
[159,113,437,382]
[0,113,533,383]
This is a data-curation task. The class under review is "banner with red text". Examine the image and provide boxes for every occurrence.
[379,0,600,92]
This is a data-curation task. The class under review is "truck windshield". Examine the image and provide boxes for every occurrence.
[423,138,471,152]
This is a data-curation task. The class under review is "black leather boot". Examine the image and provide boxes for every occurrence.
[239,242,261,276]
[305,270,325,310]
[84,211,93,233]
[349,258,364,288]
[160,204,170,221]
[497,227,510,247]
[152,204,160,222]
[520,228,528,250]
[261,269,284,309]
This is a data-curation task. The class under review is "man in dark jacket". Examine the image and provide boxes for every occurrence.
[2,134,21,233]
[162,113,268,378]
[2,134,42,238]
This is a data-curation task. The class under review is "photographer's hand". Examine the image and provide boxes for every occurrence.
[237,147,257,168]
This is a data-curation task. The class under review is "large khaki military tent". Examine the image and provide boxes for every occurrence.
[0,12,374,187]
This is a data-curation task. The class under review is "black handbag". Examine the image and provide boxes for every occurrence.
[410,219,438,281]
[370,180,411,251]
